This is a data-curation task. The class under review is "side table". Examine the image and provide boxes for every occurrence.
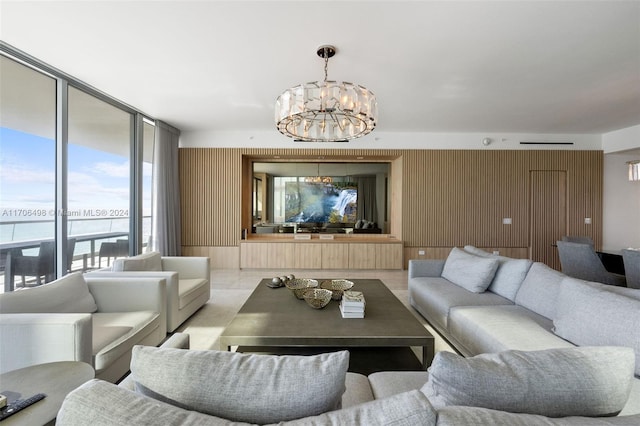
[0,361,94,426]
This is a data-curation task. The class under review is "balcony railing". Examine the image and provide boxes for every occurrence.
[1,216,151,293]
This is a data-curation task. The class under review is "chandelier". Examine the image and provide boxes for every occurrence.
[275,45,377,142]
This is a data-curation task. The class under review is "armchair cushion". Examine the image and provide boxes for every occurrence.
[421,346,635,417]
[129,346,349,424]
[112,252,162,272]
[0,272,97,314]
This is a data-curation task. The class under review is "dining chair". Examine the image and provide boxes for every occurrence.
[556,241,626,287]
[11,241,56,287]
[561,235,594,246]
[621,249,640,289]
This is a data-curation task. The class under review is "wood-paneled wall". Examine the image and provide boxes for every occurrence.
[179,148,602,269]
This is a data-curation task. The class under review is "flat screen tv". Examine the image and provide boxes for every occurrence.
[285,180,357,223]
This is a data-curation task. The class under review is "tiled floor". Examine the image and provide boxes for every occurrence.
[177,268,455,359]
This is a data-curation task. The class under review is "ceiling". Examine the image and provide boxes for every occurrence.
[1,0,639,137]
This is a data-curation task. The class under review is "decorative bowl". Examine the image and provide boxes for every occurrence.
[285,278,319,299]
[303,288,332,309]
[320,279,354,300]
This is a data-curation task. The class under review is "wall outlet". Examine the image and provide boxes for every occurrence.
[418,249,425,255]
[502,218,512,225]
[493,250,500,255]
[584,217,592,224]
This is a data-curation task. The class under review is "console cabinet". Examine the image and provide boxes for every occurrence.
[240,239,403,270]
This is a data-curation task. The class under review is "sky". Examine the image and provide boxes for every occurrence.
[0,127,152,226]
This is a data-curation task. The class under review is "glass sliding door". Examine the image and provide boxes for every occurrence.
[0,55,56,290]
[68,87,133,269]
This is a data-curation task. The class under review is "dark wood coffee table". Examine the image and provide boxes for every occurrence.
[220,278,434,369]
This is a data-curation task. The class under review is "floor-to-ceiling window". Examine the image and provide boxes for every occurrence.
[0,55,56,289]
[68,86,133,269]
[0,48,156,291]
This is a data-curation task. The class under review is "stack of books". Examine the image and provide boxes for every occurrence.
[340,290,365,318]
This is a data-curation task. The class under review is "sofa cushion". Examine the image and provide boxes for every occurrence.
[57,379,257,426]
[437,406,640,426]
[0,272,97,314]
[112,252,163,272]
[92,311,160,374]
[368,371,430,400]
[421,347,635,417]
[553,277,640,376]
[515,262,566,320]
[409,277,512,331]
[130,346,349,424]
[447,305,574,356]
[279,389,436,426]
[178,278,208,309]
[58,380,436,426]
[441,247,499,293]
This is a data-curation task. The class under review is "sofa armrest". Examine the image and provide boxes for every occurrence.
[408,259,446,279]
[85,274,165,314]
[87,271,179,306]
[161,256,210,281]
[118,332,190,390]
[0,313,93,373]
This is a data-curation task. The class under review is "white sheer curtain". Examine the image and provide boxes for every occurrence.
[151,121,181,256]
[356,176,378,224]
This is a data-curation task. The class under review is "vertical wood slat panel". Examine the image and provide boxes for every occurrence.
[180,148,602,268]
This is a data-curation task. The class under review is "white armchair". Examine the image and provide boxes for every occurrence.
[0,272,167,383]
[90,252,210,332]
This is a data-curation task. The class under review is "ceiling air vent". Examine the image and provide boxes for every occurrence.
[519,141,574,145]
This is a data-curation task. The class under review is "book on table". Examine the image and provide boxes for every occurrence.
[342,291,365,306]
[340,290,365,318]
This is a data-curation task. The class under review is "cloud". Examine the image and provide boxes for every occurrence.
[91,160,130,178]
[0,163,54,184]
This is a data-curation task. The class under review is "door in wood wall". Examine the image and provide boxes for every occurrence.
[530,170,567,270]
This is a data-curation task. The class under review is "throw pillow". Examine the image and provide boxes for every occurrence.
[553,277,640,376]
[441,247,499,293]
[421,347,635,417]
[487,257,533,301]
[130,346,349,424]
[112,252,163,272]
[463,246,533,301]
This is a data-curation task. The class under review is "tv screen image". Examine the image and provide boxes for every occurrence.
[285,180,357,223]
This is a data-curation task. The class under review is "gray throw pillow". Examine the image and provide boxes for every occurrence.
[421,347,635,417]
[130,346,349,424]
[554,277,640,376]
[441,247,499,293]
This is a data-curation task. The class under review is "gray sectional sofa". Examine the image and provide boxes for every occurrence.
[57,342,640,425]
[408,245,640,416]
[53,246,640,424]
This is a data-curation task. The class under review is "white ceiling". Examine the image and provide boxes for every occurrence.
[1,0,639,138]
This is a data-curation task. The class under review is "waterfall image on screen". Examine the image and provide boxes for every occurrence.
[285,181,357,223]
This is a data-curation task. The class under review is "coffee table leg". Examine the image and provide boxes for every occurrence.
[422,342,435,369]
